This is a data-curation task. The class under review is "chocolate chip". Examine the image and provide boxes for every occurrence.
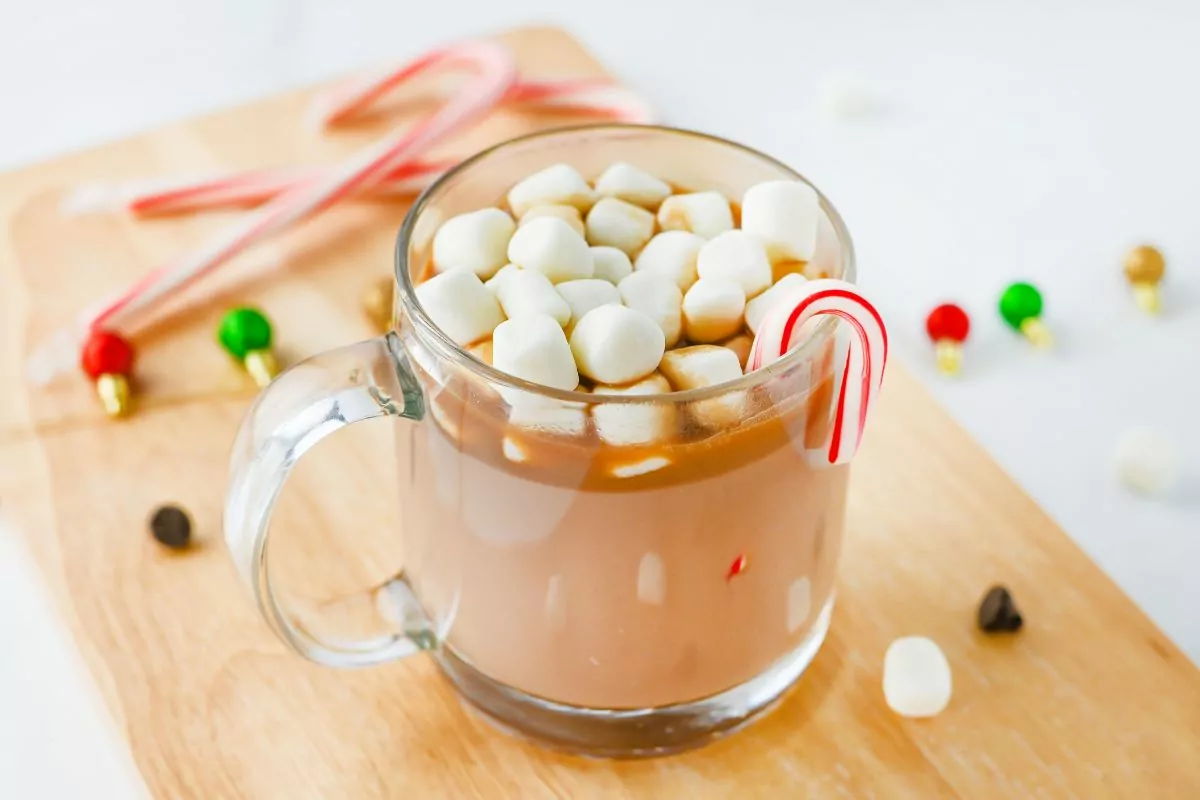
[978,585,1022,633]
[150,505,192,550]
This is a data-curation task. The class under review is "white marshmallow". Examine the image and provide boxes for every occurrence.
[658,345,746,428]
[741,180,820,262]
[484,263,520,294]
[591,373,676,446]
[1113,428,1180,495]
[491,314,579,391]
[589,246,634,284]
[883,636,953,718]
[722,333,754,369]
[618,271,683,348]
[696,230,773,299]
[745,273,808,333]
[585,197,656,256]
[415,268,506,346]
[555,279,621,330]
[593,162,672,209]
[634,230,704,292]
[610,455,672,479]
[683,278,746,343]
[502,434,531,464]
[519,204,585,238]
[431,208,515,279]
[508,398,590,437]
[494,269,572,327]
[507,217,594,284]
[657,191,734,239]
[570,305,666,385]
[507,164,596,218]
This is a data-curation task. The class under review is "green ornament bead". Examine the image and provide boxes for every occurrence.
[218,307,273,359]
[998,282,1043,330]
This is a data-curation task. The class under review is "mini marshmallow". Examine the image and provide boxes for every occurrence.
[556,279,621,330]
[683,278,746,343]
[618,271,683,348]
[593,162,672,209]
[502,434,531,463]
[507,164,596,218]
[494,269,572,327]
[696,230,772,299]
[1114,428,1180,495]
[492,314,579,391]
[484,263,520,294]
[590,246,634,284]
[610,455,672,479]
[745,273,808,333]
[883,636,953,718]
[634,230,705,292]
[507,217,594,284]
[432,207,516,279]
[741,180,820,262]
[658,345,746,428]
[592,373,676,446]
[508,394,589,436]
[585,197,656,256]
[415,268,506,346]
[519,204,586,238]
[722,333,754,369]
[570,305,666,385]
[657,191,734,239]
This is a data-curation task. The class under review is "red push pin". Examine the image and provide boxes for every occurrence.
[925,303,970,376]
[80,329,135,417]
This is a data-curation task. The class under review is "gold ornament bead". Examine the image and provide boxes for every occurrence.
[1123,245,1165,286]
[362,278,394,333]
[244,349,280,388]
[96,373,131,417]
[934,339,962,376]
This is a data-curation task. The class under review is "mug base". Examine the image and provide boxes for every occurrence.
[436,597,834,758]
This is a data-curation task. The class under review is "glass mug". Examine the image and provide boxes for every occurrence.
[225,125,856,757]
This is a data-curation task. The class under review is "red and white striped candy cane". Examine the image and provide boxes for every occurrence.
[27,40,517,383]
[747,279,888,466]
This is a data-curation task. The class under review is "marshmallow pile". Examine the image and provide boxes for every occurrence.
[417,161,824,450]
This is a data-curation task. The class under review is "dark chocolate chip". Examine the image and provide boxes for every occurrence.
[978,585,1023,633]
[150,505,192,550]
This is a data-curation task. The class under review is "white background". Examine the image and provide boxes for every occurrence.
[2,1,1197,795]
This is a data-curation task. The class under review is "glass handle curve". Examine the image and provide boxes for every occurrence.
[224,331,433,668]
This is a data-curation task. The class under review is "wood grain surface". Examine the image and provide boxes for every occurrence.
[1,25,1198,800]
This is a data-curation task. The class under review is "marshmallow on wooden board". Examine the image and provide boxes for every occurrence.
[492,314,579,392]
[507,163,596,218]
[484,263,520,294]
[883,637,953,718]
[741,180,820,262]
[556,279,622,330]
[634,230,705,292]
[590,246,634,284]
[745,273,808,333]
[658,345,746,428]
[494,269,572,327]
[591,373,676,447]
[593,162,672,209]
[507,217,594,284]
[415,268,505,346]
[585,197,656,256]
[431,208,515,279]
[722,333,754,370]
[570,305,666,385]
[519,204,586,238]
[657,191,734,239]
[696,230,772,299]
[618,271,683,348]
[682,278,746,343]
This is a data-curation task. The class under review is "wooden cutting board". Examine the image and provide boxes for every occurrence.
[1,26,1197,800]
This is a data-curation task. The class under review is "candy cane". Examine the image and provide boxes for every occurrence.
[27,40,517,384]
[747,279,888,466]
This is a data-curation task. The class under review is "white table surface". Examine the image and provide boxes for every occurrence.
[2,0,1197,795]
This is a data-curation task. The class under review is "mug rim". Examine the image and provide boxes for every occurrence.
[394,123,857,406]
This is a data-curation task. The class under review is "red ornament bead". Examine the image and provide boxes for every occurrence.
[925,303,970,343]
[80,329,135,379]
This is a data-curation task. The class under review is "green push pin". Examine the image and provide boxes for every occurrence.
[998,282,1052,348]
[218,307,280,387]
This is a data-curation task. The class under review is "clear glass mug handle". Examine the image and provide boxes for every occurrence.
[224,332,436,667]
